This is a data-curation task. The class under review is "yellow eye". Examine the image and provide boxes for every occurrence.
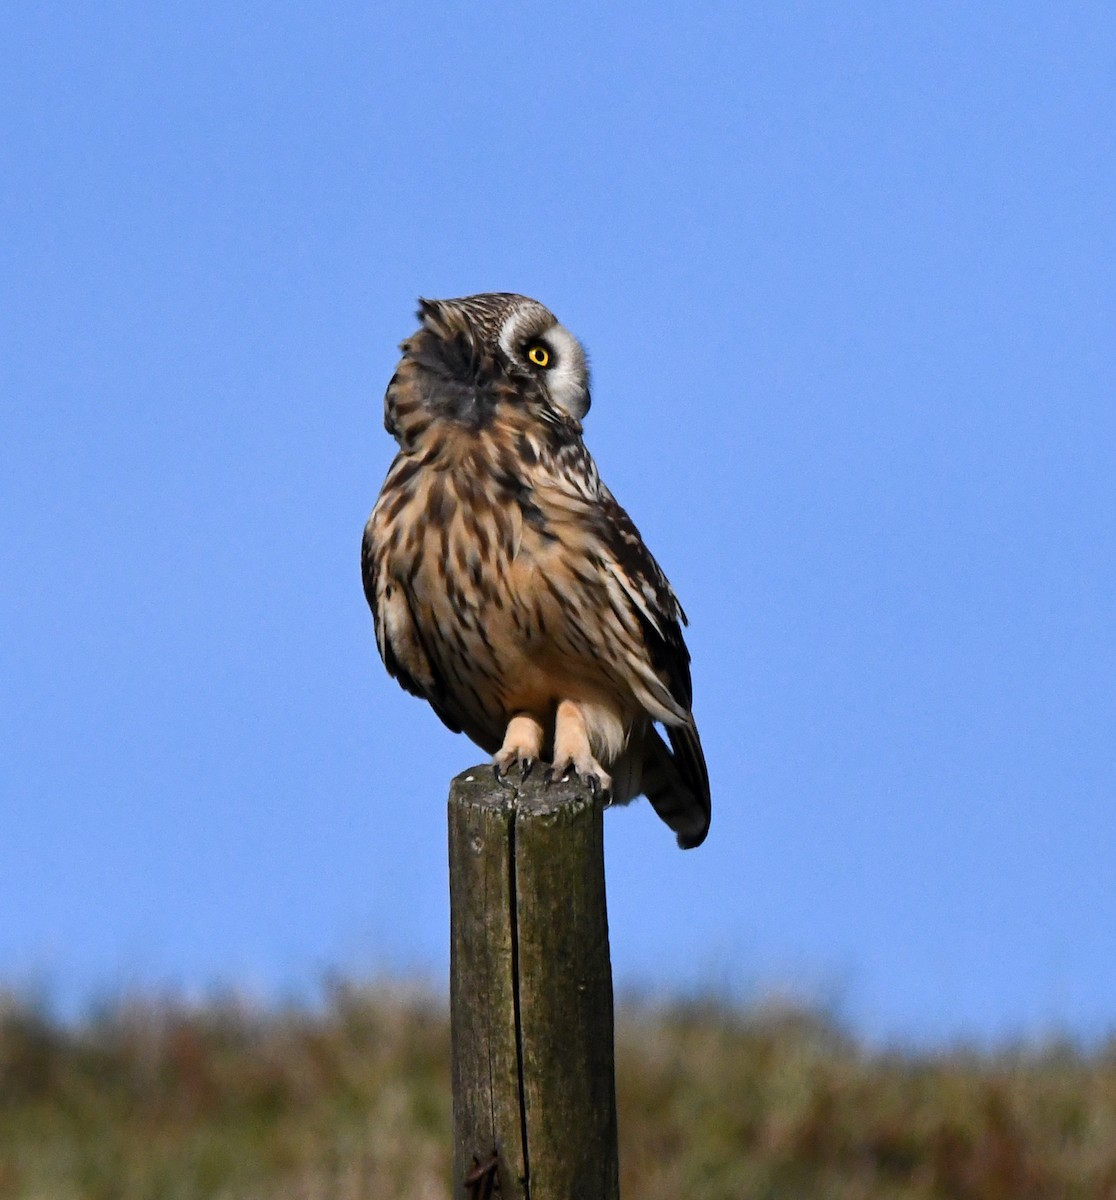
[526,343,551,368]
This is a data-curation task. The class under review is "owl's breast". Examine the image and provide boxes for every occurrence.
[371,449,632,731]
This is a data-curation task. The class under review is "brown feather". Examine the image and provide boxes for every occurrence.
[362,294,711,847]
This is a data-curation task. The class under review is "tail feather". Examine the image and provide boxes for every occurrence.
[640,721,711,849]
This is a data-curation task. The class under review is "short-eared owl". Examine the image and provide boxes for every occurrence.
[361,294,710,848]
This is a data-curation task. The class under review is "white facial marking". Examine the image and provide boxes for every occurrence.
[544,325,591,420]
[497,305,544,361]
[498,307,590,422]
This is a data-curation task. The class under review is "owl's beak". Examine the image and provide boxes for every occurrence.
[551,384,590,423]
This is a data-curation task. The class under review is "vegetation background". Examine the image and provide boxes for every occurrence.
[4,985,1116,1200]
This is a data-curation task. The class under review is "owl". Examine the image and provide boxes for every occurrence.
[361,294,710,848]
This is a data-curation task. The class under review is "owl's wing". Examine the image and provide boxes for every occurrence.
[360,517,467,739]
[592,486,711,846]
[594,486,694,722]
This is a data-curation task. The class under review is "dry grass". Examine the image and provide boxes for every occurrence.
[3,985,1116,1199]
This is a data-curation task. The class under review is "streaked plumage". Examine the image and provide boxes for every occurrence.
[361,293,710,848]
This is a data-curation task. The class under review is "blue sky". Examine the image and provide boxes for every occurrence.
[3,2,1114,1043]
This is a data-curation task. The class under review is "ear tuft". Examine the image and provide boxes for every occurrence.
[416,297,440,323]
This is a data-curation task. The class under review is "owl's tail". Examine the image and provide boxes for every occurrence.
[640,720,711,849]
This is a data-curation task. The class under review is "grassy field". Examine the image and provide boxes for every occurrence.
[3,983,1116,1200]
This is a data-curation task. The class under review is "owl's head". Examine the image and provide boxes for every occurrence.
[388,294,591,445]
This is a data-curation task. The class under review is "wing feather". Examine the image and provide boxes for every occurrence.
[592,486,694,721]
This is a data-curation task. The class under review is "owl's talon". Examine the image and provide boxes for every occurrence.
[585,773,611,802]
[494,754,534,785]
[493,764,518,792]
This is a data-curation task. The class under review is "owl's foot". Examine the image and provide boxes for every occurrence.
[544,699,613,801]
[493,712,545,782]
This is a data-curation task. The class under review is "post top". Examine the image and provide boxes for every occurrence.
[450,764,602,822]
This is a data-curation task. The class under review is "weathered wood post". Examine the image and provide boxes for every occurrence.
[448,766,620,1200]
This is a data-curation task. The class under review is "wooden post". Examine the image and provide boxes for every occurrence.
[448,765,620,1200]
